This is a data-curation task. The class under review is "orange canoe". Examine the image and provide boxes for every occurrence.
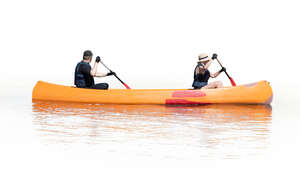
[32,80,273,105]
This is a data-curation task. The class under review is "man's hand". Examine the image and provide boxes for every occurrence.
[107,71,116,76]
[212,53,218,60]
[96,56,101,63]
[220,67,226,72]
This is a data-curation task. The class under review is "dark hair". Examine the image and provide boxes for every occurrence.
[83,50,93,60]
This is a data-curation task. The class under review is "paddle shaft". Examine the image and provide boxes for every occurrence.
[216,58,236,86]
[99,61,131,89]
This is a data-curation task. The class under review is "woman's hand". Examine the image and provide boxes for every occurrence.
[220,67,226,72]
[212,53,218,60]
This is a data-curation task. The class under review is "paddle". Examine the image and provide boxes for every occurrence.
[96,56,131,89]
[213,54,237,86]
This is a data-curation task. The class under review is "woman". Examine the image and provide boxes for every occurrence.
[192,53,225,89]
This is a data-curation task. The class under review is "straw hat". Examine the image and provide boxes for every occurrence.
[198,53,211,63]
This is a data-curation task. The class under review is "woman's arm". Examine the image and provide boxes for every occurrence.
[204,59,213,69]
[197,59,213,74]
[210,71,221,78]
[210,67,226,78]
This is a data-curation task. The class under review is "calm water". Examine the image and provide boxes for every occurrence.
[31,101,272,159]
[1,94,300,174]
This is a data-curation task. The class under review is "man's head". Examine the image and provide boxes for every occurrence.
[83,50,93,62]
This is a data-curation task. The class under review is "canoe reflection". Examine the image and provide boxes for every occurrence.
[32,100,271,158]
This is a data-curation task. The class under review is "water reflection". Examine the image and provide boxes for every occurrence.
[32,100,272,159]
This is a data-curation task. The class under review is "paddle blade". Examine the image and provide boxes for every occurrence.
[229,77,236,86]
[123,83,131,89]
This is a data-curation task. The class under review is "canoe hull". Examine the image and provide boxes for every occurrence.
[32,81,273,105]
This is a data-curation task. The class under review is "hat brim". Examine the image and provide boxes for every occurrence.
[198,57,211,62]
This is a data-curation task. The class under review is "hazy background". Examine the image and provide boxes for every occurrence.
[1,0,300,174]
[1,0,299,99]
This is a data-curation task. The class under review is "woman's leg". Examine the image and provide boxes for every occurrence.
[91,83,109,90]
[201,81,223,89]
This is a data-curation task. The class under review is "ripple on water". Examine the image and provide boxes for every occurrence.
[32,100,272,159]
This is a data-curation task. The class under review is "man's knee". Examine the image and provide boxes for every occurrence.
[103,83,109,89]
[92,83,109,89]
[99,83,109,89]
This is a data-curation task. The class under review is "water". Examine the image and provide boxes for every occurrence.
[32,101,272,159]
[1,95,299,174]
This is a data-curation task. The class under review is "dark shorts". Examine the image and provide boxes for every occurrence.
[90,83,109,90]
[192,81,208,89]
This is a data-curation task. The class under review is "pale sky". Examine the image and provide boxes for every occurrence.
[0,0,299,104]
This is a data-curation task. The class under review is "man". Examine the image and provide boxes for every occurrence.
[74,50,115,89]
[192,53,225,89]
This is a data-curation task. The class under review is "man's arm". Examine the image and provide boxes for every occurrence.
[80,62,104,77]
[90,57,116,77]
[90,62,99,76]
[95,71,116,77]
[94,72,109,77]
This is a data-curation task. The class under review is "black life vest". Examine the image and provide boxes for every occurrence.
[192,63,210,88]
[74,61,89,88]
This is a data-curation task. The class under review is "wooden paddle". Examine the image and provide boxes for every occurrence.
[213,54,236,86]
[97,57,131,89]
